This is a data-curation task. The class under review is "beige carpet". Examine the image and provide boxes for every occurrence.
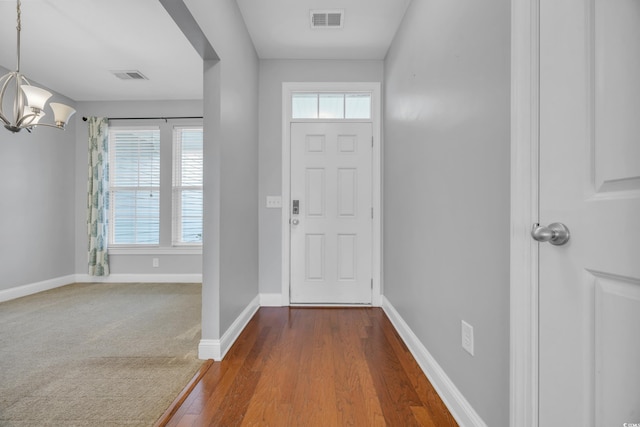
[0,282,203,427]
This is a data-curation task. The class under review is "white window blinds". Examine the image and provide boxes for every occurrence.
[172,127,203,245]
[108,128,160,245]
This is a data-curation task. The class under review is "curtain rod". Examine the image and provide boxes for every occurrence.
[82,116,203,122]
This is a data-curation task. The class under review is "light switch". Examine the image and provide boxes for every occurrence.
[266,196,282,208]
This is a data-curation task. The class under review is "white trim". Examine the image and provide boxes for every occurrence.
[289,118,372,124]
[510,0,540,426]
[198,295,260,361]
[0,273,203,303]
[198,339,221,361]
[108,247,202,255]
[281,82,382,307]
[0,275,76,303]
[74,273,202,283]
[289,304,372,308]
[259,293,284,307]
[382,296,488,427]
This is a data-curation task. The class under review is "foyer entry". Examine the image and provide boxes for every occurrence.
[281,82,382,306]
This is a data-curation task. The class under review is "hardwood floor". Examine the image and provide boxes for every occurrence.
[163,307,458,427]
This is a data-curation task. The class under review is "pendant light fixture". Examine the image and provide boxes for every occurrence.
[0,0,76,133]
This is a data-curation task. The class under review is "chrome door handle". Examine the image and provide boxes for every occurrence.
[291,219,299,225]
[531,222,570,246]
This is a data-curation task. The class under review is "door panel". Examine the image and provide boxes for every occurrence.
[594,274,640,425]
[337,168,357,217]
[306,168,325,217]
[290,122,372,304]
[539,0,640,425]
[337,234,357,280]
[594,0,640,190]
[305,234,325,280]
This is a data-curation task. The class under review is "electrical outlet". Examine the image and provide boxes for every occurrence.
[461,320,474,356]
[266,196,282,208]
[152,258,159,268]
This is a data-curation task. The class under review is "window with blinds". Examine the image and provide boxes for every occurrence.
[108,128,161,245]
[172,127,203,245]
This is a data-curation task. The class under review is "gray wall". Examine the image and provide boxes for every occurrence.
[0,66,76,291]
[73,100,203,277]
[258,59,384,296]
[383,1,510,426]
[185,0,260,337]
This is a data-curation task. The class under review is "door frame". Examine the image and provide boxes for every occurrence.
[510,0,540,426]
[281,82,382,306]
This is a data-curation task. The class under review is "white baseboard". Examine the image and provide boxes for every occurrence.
[199,294,260,361]
[0,275,75,303]
[74,273,202,283]
[259,293,284,307]
[382,296,487,427]
[258,292,383,307]
[198,339,221,361]
[0,273,203,303]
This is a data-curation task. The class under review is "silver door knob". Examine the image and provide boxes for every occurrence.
[291,219,299,225]
[531,222,570,246]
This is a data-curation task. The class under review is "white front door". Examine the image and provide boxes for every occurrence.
[538,1,640,425]
[290,122,372,304]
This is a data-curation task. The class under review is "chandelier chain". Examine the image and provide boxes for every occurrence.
[16,0,21,32]
[16,0,21,72]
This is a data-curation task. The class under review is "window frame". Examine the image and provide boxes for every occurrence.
[291,91,373,120]
[106,119,203,255]
[172,125,204,247]
[107,126,162,248]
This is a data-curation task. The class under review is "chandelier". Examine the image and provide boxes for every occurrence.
[0,0,75,133]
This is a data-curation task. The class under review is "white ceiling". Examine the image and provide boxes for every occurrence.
[236,0,412,60]
[0,0,203,102]
[0,0,410,102]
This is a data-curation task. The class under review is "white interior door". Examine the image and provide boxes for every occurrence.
[290,122,372,304]
[538,1,640,425]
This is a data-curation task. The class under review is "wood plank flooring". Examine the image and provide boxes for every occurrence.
[164,307,458,427]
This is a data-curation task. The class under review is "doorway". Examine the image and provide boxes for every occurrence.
[289,122,373,304]
[281,82,382,306]
[511,1,640,425]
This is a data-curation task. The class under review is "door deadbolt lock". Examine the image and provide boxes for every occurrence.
[292,199,299,215]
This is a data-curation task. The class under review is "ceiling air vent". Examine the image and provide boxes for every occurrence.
[310,10,344,29]
[111,70,148,81]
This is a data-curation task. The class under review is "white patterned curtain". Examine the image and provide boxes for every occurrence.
[87,117,110,276]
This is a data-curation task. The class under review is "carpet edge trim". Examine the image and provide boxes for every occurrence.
[152,359,214,427]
